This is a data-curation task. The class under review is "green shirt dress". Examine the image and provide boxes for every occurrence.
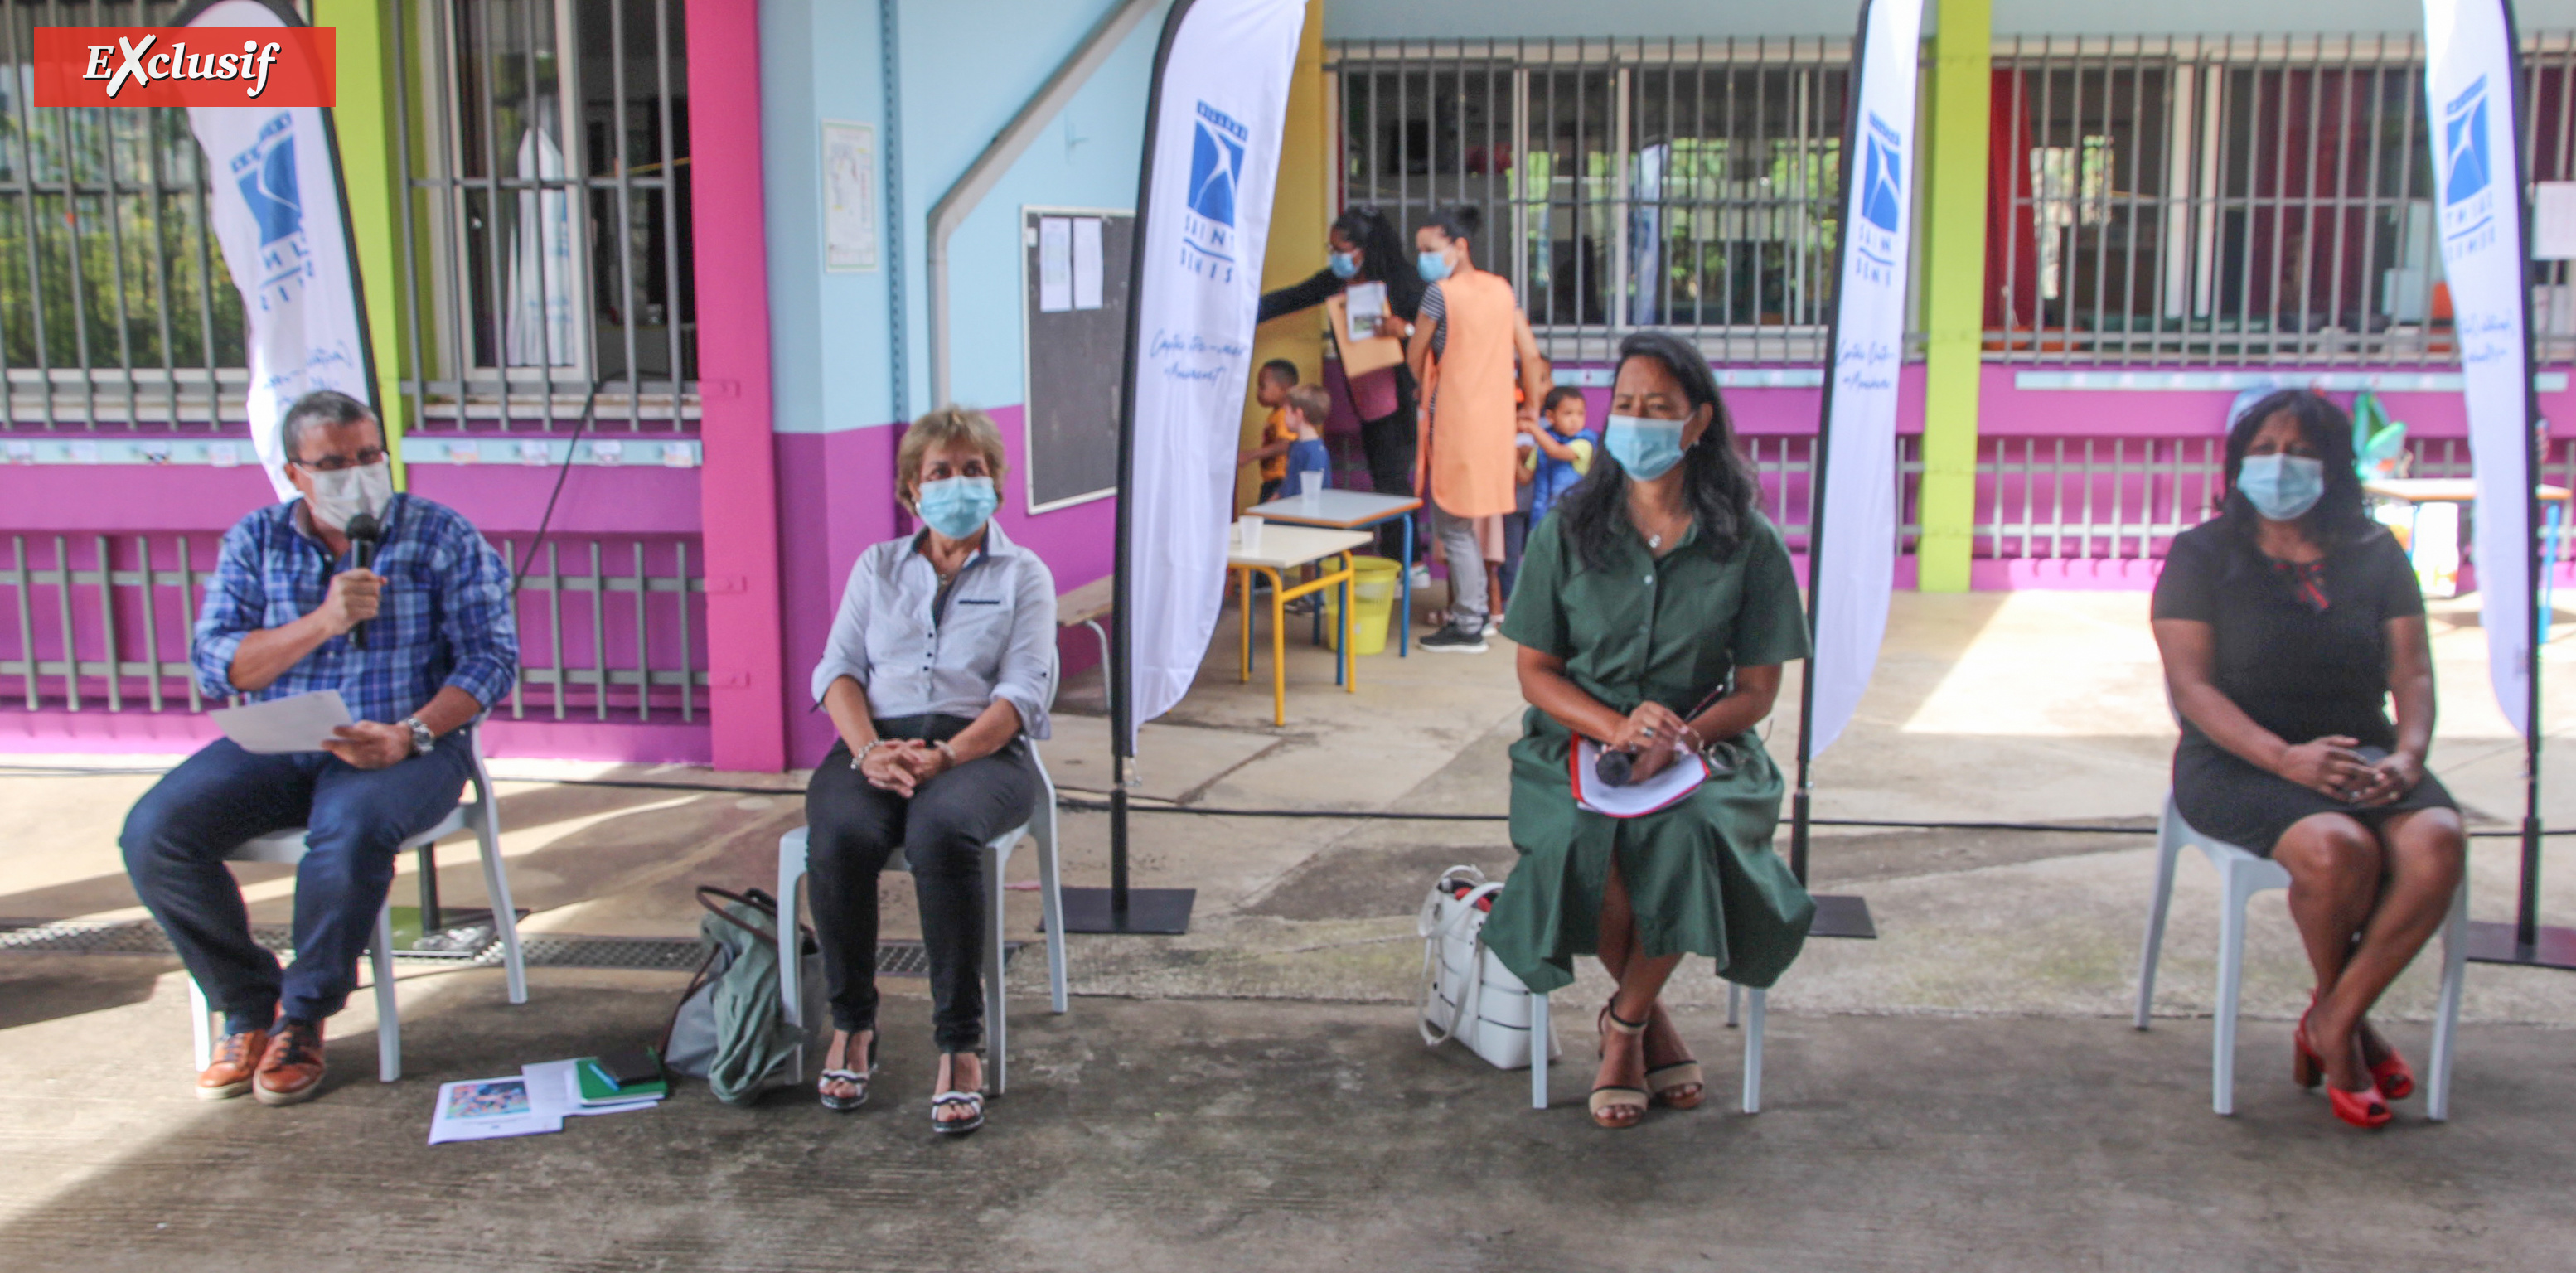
[1482,510,1817,994]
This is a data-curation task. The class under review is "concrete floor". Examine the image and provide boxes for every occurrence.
[7,589,2576,1266]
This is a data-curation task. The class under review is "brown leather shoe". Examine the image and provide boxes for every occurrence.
[253,1019,327,1106]
[196,1029,269,1101]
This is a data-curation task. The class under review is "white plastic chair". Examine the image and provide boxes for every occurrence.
[187,730,527,1084]
[2136,791,2467,1119]
[777,746,1068,1096]
[1527,980,1767,1113]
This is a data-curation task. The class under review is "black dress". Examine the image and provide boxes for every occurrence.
[2152,519,2458,854]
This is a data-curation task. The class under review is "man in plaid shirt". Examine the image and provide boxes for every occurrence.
[119,390,518,1106]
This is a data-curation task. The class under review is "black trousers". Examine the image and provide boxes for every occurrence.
[1357,406,1419,562]
[803,715,1040,1053]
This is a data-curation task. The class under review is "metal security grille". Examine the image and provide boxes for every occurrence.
[1988,32,2576,367]
[1329,37,1852,365]
[0,530,710,720]
[389,0,696,433]
[0,0,250,430]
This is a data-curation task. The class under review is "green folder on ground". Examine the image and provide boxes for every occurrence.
[574,1055,669,1105]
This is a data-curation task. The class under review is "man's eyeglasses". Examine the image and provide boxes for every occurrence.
[289,448,388,472]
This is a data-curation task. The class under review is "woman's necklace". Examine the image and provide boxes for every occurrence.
[1634,501,1689,551]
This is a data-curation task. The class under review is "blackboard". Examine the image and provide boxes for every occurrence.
[1020,206,1135,512]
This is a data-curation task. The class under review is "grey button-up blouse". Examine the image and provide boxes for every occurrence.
[809,520,1058,739]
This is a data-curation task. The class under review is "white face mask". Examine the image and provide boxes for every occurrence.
[303,459,394,531]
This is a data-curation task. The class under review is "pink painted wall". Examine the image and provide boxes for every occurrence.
[774,404,1117,767]
[686,0,788,772]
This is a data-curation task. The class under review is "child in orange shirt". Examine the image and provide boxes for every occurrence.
[1237,359,1303,502]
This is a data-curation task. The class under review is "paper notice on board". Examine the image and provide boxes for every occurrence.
[821,121,879,272]
[2537,182,2576,260]
[1039,217,1073,312]
[1073,217,1104,310]
[1344,280,1387,341]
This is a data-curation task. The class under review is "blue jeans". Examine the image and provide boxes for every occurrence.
[121,736,472,1033]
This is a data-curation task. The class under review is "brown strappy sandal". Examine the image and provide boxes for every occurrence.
[1589,1009,1649,1130]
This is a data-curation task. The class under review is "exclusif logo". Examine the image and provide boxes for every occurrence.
[30,27,335,108]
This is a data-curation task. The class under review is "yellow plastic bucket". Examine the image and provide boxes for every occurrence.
[1323,555,1401,656]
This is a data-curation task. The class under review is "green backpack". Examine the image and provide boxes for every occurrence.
[661,887,822,1106]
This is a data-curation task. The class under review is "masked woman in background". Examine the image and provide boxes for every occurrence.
[2151,389,2464,1131]
[1257,206,1425,561]
[1479,331,1815,1130]
[803,407,1058,1135]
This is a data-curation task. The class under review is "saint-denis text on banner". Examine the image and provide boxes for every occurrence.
[1800,0,1926,762]
[180,0,376,501]
[1114,0,1308,750]
[2423,0,2539,738]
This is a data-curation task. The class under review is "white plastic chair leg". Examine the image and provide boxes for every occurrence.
[1741,987,1767,1114]
[1529,990,1550,1109]
[370,903,400,1082]
[984,840,1009,1097]
[776,829,809,1082]
[189,977,215,1072]
[2211,864,2256,1116]
[473,810,528,1005]
[2138,801,2186,1029]
[2428,876,2469,1122]
[1036,794,1068,1015]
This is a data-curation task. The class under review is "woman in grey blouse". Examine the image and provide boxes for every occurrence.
[804,406,1057,1135]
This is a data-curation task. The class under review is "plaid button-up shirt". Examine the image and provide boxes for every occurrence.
[192,494,520,723]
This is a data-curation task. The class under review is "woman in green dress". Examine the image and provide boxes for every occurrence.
[1482,330,1816,1130]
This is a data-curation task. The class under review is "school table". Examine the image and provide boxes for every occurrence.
[1227,525,1371,726]
[1244,489,1424,656]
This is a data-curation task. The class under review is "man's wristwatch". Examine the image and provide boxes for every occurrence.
[399,716,435,757]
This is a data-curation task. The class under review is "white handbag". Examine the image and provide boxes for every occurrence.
[1416,864,1561,1071]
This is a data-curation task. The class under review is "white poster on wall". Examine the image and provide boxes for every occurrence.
[2423,0,2537,736]
[1118,0,1308,748]
[1803,0,1926,758]
[182,0,374,501]
[823,121,879,273]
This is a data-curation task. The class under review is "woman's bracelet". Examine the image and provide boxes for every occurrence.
[851,739,886,771]
[933,740,960,767]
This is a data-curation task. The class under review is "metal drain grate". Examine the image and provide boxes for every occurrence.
[0,920,1014,977]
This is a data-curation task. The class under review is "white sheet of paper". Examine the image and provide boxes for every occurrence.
[1571,739,1707,817]
[1073,216,1105,309]
[208,690,353,754]
[428,1077,562,1145]
[1345,280,1387,341]
[1039,216,1073,312]
[821,120,879,272]
[2538,182,2576,260]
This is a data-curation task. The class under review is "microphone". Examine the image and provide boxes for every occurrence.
[343,511,382,650]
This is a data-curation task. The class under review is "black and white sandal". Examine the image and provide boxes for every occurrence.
[929,1089,985,1136]
[817,1031,878,1112]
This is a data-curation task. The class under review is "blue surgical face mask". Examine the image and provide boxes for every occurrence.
[1604,414,1689,482]
[1416,250,1452,283]
[1329,251,1359,280]
[2235,453,2327,522]
[915,475,1000,540]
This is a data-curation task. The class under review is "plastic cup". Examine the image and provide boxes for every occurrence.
[1237,514,1263,554]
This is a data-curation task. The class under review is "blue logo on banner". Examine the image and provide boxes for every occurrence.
[1180,100,1251,282]
[2444,78,2491,206]
[1188,101,1246,229]
[2440,76,2497,254]
[238,134,302,246]
[1861,113,1903,233]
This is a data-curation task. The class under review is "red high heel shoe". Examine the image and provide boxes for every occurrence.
[2296,1011,2391,1130]
[2367,1044,2417,1102]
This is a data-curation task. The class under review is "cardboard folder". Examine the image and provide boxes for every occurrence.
[1325,292,1407,378]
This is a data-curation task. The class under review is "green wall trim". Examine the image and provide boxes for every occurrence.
[1919,0,1989,593]
[314,0,411,484]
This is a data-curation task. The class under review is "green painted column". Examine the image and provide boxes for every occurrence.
[1917,0,1990,592]
[314,0,412,483]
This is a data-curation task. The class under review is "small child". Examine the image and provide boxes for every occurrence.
[1281,384,1333,498]
[1521,386,1596,526]
[1238,359,1303,502]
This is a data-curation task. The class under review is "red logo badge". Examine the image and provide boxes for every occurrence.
[30,27,335,108]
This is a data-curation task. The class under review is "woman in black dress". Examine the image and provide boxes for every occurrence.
[2151,389,2466,1130]
[1257,206,1423,560]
